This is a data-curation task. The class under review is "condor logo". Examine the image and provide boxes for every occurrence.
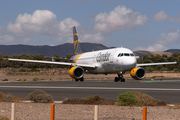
[96,52,111,62]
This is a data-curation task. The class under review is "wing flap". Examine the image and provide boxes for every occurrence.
[137,62,177,67]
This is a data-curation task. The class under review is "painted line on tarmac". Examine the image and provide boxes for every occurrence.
[143,80,180,83]
[0,86,180,91]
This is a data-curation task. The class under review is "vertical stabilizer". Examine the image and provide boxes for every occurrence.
[73,26,82,55]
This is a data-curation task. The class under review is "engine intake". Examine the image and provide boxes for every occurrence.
[130,67,145,80]
[69,66,84,79]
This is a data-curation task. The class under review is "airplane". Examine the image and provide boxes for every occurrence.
[6,26,177,82]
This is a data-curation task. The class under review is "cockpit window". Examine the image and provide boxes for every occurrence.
[130,53,134,56]
[118,53,121,57]
[124,53,129,56]
[118,53,134,57]
[118,53,123,57]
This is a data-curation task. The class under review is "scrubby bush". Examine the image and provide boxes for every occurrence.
[3,94,15,102]
[62,95,115,105]
[134,92,166,106]
[81,95,114,105]
[2,79,8,81]
[33,78,38,81]
[27,90,54,103]
[3,94,23,102]
[29,68,40,72]
[19,69,27,72]
[168,104,180,109]
[0,116,9,120]
[0,92,5,102]
[0,92,22,102]
[116,91,167,106]
[116,91,137,106]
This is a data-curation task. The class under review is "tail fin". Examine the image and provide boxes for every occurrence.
[73,26,82,55]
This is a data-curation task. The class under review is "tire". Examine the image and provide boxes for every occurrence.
[114,77,119,82]
[80,77,84,82]
[75,79,79,82]
[121,78,125,82]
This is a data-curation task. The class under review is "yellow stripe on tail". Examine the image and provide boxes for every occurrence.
[73,26,82,55]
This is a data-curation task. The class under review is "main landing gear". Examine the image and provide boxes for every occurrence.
[114,72,125,82]
[75,77,84,82]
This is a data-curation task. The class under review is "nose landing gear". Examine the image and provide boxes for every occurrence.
[114,71,125,82]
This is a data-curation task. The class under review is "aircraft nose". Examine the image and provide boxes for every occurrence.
[122,57,136,70]
[127,57,136,64]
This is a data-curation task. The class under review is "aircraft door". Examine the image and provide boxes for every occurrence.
[110,50,117,63]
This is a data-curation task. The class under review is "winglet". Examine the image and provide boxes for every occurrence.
[73,26,82,55]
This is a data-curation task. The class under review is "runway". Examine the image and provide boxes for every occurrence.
[0,80,180,104]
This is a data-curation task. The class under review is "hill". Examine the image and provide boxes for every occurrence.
[0,43,179,57]
[0,43,108,57]
[164,49,180,54]
[133,50,173,57]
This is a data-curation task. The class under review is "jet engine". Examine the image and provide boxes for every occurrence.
[69,66,84,79]
[130,67,145,80]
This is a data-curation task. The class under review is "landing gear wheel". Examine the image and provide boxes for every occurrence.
[114,77,119,82]
[114,71,125,82]
[80,77,84,82]
[121,78,125,82]
[75,79,79,82]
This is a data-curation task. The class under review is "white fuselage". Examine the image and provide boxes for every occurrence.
[72,47,137,74]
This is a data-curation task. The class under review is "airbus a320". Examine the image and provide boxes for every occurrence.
[7,27,177,82]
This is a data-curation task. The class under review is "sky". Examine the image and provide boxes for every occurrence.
[0,0,180,51]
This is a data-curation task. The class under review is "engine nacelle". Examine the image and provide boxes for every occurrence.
[130,67,145,80]
[69,66,84,79]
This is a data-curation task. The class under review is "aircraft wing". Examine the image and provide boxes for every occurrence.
[136,61,177,67]
[6,58,96,69]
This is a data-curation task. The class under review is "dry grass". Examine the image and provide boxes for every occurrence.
[152,75,164,78]
[0,116,9,120]
[32,78,39,81]
[0,92,5,102]
[2,79,8,81]
[62,95,115,105]
[134,91,166,106]
[168,104,180,109]
[0,92,23,102]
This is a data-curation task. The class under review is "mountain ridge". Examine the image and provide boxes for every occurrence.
[0,43,179,57]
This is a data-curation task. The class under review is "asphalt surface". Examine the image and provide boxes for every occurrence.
[0,80,180,104]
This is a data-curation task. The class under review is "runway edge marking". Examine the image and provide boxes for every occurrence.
[0,86,180,91]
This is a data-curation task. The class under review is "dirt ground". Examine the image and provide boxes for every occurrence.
[0,72,180,82]
[0,103,180,120]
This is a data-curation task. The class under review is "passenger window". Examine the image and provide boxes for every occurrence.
[124,53,129,56]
